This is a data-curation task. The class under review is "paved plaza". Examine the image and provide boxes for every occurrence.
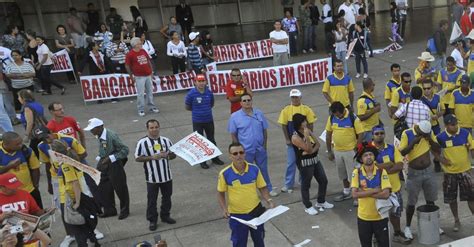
[12,6,473,247]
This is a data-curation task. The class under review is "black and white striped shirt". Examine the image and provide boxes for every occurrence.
[135,136,173,183]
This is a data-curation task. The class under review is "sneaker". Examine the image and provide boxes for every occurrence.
[304,207,318,215]
[150,108,160,113]
[353,199,359,207]
[309,48,314,52]
[138,111,145,117]
[94,229,104,240]
[453,221,461,232]
[280,186,293,193]
[334,192,352,202]
[60,235,75,247]
[36,89,45,93]
[439,227,445,235]
[269,189,280,197]
[302,49,307,54]
[404,226,413,240]
[200,162,209,169]
[363,73,368,79]
[393,233,411,244]
[315,201,334,209]
[355,73,361,78]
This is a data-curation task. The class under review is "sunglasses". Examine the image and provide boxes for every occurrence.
[231,151,245,156]
[373,132,385,136]
[241,99,252,102]
[231,74,241,77]
[423,87,432,90]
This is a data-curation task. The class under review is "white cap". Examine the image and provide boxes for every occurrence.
[189,32,200,41]
[84,118,104,131]
[418,120,432,134]
[289,89,302,97]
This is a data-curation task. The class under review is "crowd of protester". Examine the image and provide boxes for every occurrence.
[0,0,473,247]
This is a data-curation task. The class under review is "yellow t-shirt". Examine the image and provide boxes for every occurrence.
[399,128,437,161]
[374,143,403,193]
[322,73,355,107]
[0,144,40,193]
[351,166,391,221]
[38,134,86,178]
[437,68,462,105]
[325,110,364,151]
[467,51,474,75]
[357,92,380,132]
[217,162,266,214]
[384,77,401,101]
[448,89,474,129]
[278,104,317,135]
[390,87,411,108]
[58,163,84,204]
[435,128,474,174]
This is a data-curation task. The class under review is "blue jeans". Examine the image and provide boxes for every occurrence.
[246,149,272,191]
[303,26,313,51]
[336,51,348,75]
[288,31,298,56]
[284,144,298,189]
[432,54,446,72]
[1,91,15,119]
[135,75,156,112]
[0,94,13,132]
[229,213,265,247]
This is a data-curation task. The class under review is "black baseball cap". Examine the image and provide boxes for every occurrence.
[443,114,458,125]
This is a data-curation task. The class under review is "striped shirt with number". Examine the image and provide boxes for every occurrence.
[135,136,173,183]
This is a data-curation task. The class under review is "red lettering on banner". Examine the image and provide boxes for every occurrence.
[279,67,295,86]
[118,76,129,95]
[248,42,258,58]
[127,77,136,95]
[219,74,228,93]
[81,79,92,100]
[91,79,101,99]
[99,78,111,98]
[262,40,273,56]
[219,46,228,62]
[209,74,218,93]
[60,55,69,69]
[151,77,158,92]
[162,75,177,90]
[109,76,119,97]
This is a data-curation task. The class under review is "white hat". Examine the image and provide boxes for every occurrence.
[189,32,200,41]
[289,89,302,97]
[418,120,432,134]
[417,52,435,62]
[84,118,104,131]
[467,30,474,40]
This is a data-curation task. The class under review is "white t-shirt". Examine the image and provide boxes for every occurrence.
[338,3,356,26]
[37,44,53,65]
[269,30,289,54]
[451,48,464,69]
[166,40,186,58]
[396,0,408,15]
[322,4,333,23]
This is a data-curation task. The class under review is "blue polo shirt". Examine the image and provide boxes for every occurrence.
[228,108,268,152]
[185,87,214,123]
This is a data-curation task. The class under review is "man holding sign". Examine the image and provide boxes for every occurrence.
[135,119,177,231]
[217,142,275,247]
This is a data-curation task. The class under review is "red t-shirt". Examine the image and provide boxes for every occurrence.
[0,189,41,215]
[125,49,152,76]
[461,13,473,35]
[226,80,247,113]
[47,116,81,139]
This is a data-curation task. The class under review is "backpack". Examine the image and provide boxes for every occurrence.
[427,34,438,54]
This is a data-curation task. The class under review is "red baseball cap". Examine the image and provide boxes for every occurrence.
[0,173,22,189]
[196,74,206,81]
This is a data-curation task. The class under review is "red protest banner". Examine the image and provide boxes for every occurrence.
[80,71,196,102]
[214,39,273,64]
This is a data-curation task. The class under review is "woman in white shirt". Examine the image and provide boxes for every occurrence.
[333,19,348,75]
[140,32,157,74]
[166,31,186,74]
[5,50,36,110]
[35,36,65,95]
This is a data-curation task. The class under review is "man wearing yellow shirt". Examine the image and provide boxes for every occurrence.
[384,63,401,109]
[398,120,442,240]
[351,142,391,247]
[0,132,42,208]
[437,56,462,110]
[372,126,410,244]
[322,59,355,110]
[357,78,381,142]
[326,102,364,203]
[278,89,316,193]
[448,75,474,133]
[434,115,474,232]
[217,143,275,247]
[389,72,412,118]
